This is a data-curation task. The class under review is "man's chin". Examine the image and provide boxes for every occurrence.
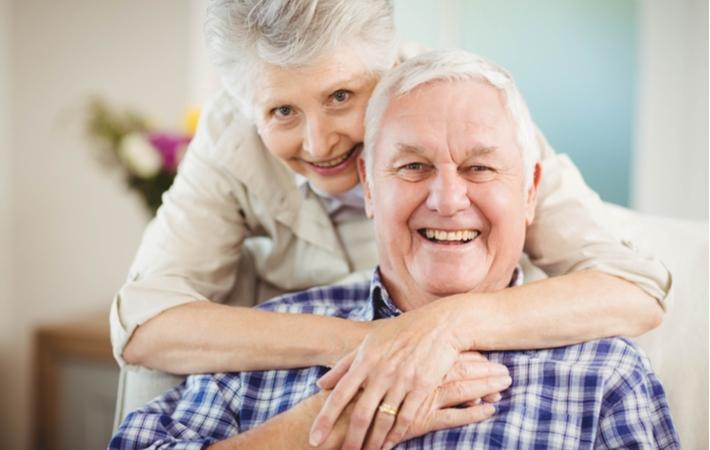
[420,277,483,298]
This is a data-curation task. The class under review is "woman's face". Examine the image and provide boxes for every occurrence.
[252,49,380,195]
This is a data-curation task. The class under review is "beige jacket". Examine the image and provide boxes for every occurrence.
[110,91,671,366]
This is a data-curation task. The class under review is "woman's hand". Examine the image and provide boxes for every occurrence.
[308,303,505,450]
[312,352,510,450]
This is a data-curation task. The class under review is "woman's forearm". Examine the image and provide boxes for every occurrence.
[448,270,664,352]
[122,302,371,374]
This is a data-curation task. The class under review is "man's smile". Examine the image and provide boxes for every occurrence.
[417,228,481,244]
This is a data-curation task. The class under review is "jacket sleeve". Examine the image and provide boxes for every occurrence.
[524,129,672,307]
[110,95,253,367]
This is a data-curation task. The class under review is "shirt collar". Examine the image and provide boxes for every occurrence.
[295,175,365,214]
[360,265,525,320]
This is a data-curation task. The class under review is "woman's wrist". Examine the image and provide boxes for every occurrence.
[319,319,374,367]
[438,290,505,352]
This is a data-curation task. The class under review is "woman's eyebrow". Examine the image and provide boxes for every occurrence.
[319,72,369,94]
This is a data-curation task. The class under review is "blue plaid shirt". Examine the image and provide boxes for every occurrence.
[110,269,679,449]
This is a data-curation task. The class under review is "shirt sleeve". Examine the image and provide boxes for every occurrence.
[524,129,672,306]
[110,95,252,367]
[108,374,241,450]
[594,340,680,449]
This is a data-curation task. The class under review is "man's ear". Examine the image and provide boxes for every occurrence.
[525,162,542,225]
[356,156,374,219]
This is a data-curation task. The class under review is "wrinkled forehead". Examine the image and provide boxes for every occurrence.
[376,80,519,162]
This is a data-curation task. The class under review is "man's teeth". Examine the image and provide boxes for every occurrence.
[423,229,480,242]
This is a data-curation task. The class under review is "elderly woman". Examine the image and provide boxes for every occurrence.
[111,0,670,448]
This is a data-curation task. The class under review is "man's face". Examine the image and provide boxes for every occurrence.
[360,79,540,310]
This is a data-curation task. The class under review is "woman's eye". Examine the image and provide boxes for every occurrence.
[331,90,351,104]
[272,105,294,119]
[469,165,491,172]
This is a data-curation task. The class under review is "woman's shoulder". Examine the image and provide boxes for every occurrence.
[190,91,295,188]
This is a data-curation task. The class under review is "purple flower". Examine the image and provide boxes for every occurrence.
[148,132,192,171]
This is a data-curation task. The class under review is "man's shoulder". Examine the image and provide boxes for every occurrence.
[497,337,652,383]
[542,337,651,373]
[256,280,373,319]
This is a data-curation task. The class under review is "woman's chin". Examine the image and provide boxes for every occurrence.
[307,169,360,195]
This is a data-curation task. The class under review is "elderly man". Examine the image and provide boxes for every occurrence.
[110,50,678,450]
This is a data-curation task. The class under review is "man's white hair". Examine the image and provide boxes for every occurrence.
[204,0,399,115]
[364,49,541,189]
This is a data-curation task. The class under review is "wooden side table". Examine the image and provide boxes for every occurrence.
[34,314,119,450]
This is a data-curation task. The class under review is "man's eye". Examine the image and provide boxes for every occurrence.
[331,90,351,104]
[463,165,497,181]
[272,105,294,119]
[399,162,426,171]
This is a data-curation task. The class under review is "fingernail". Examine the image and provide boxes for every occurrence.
[493,365,509,375]
[490,393,502,402]
[309,430,322,447]
[483,403,495,415]
[496,375,512,387]
[383,442,395,450]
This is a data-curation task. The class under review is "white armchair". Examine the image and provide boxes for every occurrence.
[606,204,708,449]
[113,204,709,448]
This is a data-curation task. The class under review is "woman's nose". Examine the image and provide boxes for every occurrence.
[302,116,334,160]
[426,169,471,216]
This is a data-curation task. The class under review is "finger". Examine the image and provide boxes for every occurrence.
[442,360,509,384]
[341,375,394,450]
[317,350,356,390]
[437,375,512,408]
[458,351,487,362]
[428,403,496,432]
[362,387,405,450]
[382,387,429,448]
[483,392,502,403]
[309,361,371,447]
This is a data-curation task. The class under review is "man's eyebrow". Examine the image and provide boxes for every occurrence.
[393,144,498,158]
[394,143,428,156]
[463,146,498,158]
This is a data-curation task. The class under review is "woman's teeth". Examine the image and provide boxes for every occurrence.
[310,146,357,168]
[422,229,480,243]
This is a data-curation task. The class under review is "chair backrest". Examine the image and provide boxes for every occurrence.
[112,367,185,431]
[606,203,709,449]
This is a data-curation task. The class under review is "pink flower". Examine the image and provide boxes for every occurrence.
[148,132,192,171]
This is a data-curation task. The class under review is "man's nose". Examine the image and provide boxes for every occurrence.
[302,115,335,160]
[426,169,471,215]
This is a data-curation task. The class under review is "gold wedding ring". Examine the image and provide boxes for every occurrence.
[378,402,399,416]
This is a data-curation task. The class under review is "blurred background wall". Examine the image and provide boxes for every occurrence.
[394,0,708,217]
[0,1,706,449]
[1,1,191,448]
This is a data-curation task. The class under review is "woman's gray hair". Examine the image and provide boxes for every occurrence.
[205,0,399,115]
[364,49,541,190]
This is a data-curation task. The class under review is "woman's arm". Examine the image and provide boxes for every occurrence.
[450,270,662,352]
[309,270,662,449]
[123,301,371,373]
